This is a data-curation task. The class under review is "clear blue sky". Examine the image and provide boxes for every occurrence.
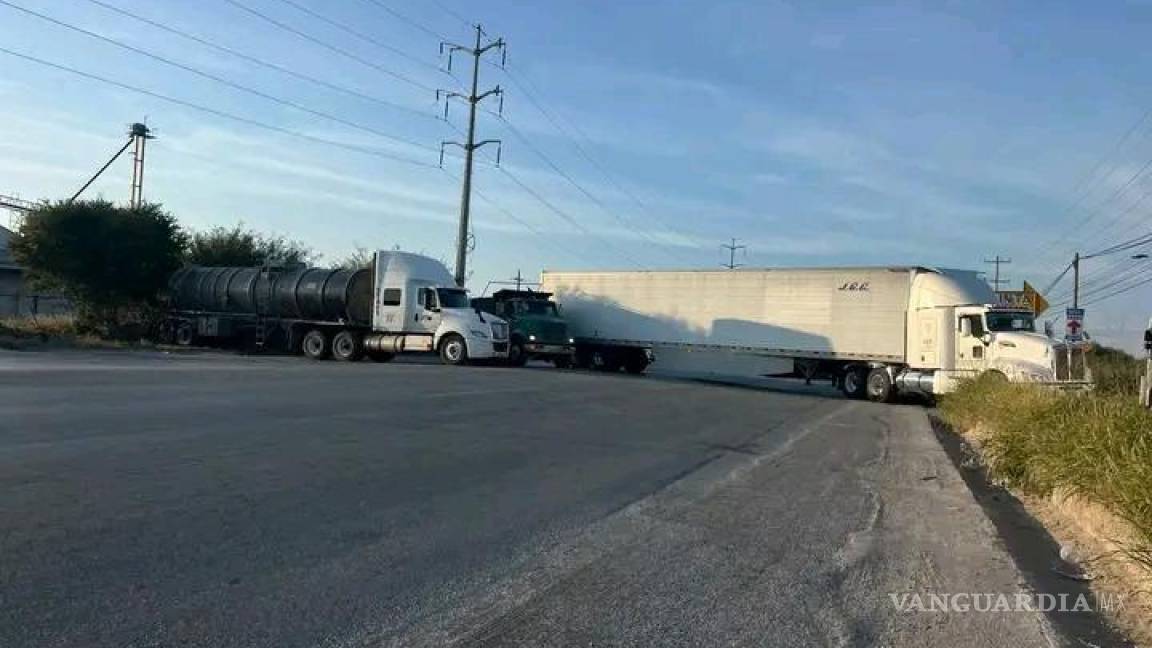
[1,0,1150,351]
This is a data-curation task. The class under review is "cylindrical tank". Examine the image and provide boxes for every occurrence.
[168,265,374,325]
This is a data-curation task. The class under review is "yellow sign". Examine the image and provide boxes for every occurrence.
[1023,281,1049,315]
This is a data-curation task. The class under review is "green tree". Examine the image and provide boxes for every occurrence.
[338,246,375,270]
[11,199,187,325]
[186,224,313,267]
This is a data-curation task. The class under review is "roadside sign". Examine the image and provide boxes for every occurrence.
[1065,308,1085,341]
[996,282,1049,314]
[1023,281,1048,315]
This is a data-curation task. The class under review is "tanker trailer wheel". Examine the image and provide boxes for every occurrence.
[174,322,196,347]
[301,329,331,360]
[332,330,365,362]
[865,367,895,403]
[841,366,868,399]
[439,334,469,366]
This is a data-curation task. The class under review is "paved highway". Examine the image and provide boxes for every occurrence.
[0,350,1119,647]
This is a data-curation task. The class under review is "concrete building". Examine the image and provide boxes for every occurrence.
[0,224,71,316]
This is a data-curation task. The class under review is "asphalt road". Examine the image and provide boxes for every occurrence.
[0,350,1117,647]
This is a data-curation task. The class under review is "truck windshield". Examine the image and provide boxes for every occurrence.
[515,301,558,316]
[436,288,471,309]
[986,312,1035,332]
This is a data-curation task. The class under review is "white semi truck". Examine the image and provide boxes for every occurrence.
[166,251,509,365]
[540,266,1090,401]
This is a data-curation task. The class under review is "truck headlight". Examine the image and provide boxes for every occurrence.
[469,329,489,338]
[528,334,536,341]
[569,338,575,344]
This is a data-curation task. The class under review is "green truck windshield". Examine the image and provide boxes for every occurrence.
[514,301,558,316]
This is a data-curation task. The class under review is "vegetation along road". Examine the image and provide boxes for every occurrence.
[0,350,1125,647]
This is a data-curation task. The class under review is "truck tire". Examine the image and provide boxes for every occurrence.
[332,330,365,362]
[623,351,649,375]
[866,367,895,403]
[301,329,330,360]
[174,322,195,347]
[507,341,528,367]
[439,334,469,366]
[841,367,868,399]
[592,350,620,372]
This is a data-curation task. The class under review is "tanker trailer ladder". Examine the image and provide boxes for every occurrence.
[254,316,267,350]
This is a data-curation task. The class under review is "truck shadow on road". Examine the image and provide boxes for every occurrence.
[929,416,1134,647]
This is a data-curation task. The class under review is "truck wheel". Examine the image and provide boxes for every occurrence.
[507,341,528,367]
[301,329,330,360]
[841,367,868,399]
[439,334,469,366]
[174,322,195,347]
[591,350,621,372]
[623,352,649,375]
[866,368,895,403]
[332,331,365,362]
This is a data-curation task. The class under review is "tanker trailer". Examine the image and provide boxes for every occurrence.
[163,251,509,365]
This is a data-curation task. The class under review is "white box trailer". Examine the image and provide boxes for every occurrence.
[541,266,1089,400]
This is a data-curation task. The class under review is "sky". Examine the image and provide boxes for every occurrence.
[1,0,1151,352]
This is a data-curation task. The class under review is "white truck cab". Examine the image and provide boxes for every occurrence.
[370,251,509,365]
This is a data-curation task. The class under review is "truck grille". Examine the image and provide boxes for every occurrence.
[536,321,567,343]
[490,321,509,341]
[1054,345,1089,381]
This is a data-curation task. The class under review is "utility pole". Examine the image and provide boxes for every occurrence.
[721,238,746,269]
[128,122,154,208]
[983,255,1012,295]
[1072,251,1081,309]
[439,25,505,287]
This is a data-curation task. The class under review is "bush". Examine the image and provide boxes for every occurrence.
[939,374,1152,569]
[186,224,313,267]
[10,200,187,329]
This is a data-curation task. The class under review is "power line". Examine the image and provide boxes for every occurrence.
[1,0,436,154]
[222,0,439,94]
[440,167,584,265]
[0,46,438,168]
[268,0,445,75]
[497,116,683,264]
[499,64,698,261]
[497,166,643,268]
[431,1,474,31]
[1033,104,1152,262]
[80,0,437,121]
[359,0,450,42]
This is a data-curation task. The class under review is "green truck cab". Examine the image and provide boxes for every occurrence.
[471,290,574,367]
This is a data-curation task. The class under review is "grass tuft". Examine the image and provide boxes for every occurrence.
[939,349,1152,570]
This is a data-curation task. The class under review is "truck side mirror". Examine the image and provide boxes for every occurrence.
[981,333,992,346]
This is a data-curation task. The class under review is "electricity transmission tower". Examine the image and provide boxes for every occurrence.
[438,25,505,287]
[721,238,746,269]
[983,255,1012,293]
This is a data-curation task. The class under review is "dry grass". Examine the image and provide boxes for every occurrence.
[939,365,1152,570]
[0,314,128,349]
